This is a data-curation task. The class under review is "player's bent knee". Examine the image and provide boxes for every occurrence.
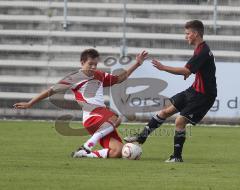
[175,116,187,129]
[108,147,122,158]
[114,117,122,127]
[108,115,121,128]
[108,137,123,158]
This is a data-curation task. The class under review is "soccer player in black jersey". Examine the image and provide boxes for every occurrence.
[124,20,217,162]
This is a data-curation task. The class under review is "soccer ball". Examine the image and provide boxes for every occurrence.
[122,143,142,160]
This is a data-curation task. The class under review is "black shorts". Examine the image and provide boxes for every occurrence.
[170,87,216,125]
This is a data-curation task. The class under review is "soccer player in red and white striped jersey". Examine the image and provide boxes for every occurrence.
[14,49,148,159]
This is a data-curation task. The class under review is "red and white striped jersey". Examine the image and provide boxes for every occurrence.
[52,69,118,121]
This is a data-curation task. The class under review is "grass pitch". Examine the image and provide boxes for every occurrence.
[0,120,240,190]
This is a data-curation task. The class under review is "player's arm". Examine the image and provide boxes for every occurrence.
[13,88,56,109]
[13,72,74,109]
[151,59,191,80]
[116,50,148,83]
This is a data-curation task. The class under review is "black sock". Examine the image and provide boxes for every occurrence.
[138,115,165,144]
[173,130,186,158]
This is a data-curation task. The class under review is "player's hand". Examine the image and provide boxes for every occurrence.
[152,59,165,70]
[13,102,32,109]
[136,50,148,66]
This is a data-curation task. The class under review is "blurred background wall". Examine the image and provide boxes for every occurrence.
[0,0,239,124]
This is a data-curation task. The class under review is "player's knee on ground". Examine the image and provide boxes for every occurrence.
[108,136,123,158]
[108,146,122,158]
[175,116,188,130]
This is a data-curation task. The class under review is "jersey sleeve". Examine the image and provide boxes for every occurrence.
[185,47,210,74]
[51,71,77,93]
[102,72,119,87]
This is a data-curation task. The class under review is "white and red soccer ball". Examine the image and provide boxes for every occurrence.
[122,143,142,160]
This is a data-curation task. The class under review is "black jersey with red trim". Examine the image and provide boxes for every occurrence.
[185,41,217,97]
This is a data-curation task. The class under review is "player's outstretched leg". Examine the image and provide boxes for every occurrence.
[124,114,165,144]
[124,106,177,144]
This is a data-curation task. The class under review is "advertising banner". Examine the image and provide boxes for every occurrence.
[110,60,239,120]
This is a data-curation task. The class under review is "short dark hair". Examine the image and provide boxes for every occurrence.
[80,48,100,62]
[185,20,204,38]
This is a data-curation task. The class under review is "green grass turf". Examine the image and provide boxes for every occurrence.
[0,120,240,190]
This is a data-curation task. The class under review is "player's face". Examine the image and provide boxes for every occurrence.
[185,28,197,45]
[81,57,99,76]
